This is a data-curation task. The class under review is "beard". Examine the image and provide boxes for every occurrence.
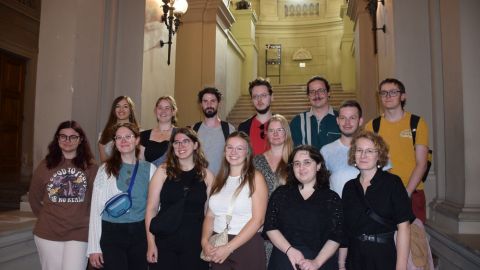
[203,108,217,118]
[255,105,271,115]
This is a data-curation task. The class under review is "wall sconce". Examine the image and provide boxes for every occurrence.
[159,0,188,65]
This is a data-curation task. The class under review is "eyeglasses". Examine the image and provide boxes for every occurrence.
[292,159,315,169]
[259,124,265,139]
[58,134,80,143]
[355,148,378,156]
[308,88,328,96]
[114,134,135,142]
[267,128,285,134]
[252,93,270,100]
[172,138,192,147]
[225,145,247,153]
[379,90,401,98]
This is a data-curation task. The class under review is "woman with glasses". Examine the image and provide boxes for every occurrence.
[29,120,98,270]
[264,145,343,270]
[341,130,414,270]
[145,127,213,270]
[139,96,178,166]
[88,123,156,270]
[99,96,139,162]
[253,114,293,264]
[201,131,268,270]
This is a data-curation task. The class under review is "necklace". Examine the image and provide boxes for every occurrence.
[158,126,172,133]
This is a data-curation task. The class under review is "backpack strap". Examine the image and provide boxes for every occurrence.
[220,121,230,140]
[192,122,202,133]
[372,116,381,134]
[410,114,420,147]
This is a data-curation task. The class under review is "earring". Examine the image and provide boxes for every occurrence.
[377,164,381,168]
[354,163,357,167]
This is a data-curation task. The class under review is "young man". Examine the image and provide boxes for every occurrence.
[193,87,235,175]
[320,100,363,197]
[365,78,430,223]
[238,78,273,155]
[290,76,340,149]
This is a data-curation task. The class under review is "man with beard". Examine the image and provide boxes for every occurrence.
[320,100,363,197]
[193,87,235,175]
[238,78,274,155]
[290,76,340,149]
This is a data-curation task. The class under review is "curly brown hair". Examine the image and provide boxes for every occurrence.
[348,130,389,168]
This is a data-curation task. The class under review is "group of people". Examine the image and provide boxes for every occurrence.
[28,76,430,270]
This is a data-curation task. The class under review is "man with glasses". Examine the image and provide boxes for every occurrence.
[290,76,340,149]
[365,78,430,223]
[238,78,274,155]
[192,87,235,175]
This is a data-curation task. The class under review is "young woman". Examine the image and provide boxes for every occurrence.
[29,120,98,270]
[341,130,414,270]
[98,96,139,162]
[140,96,177,166]
[264,145,343,270]
[201,131,268,270]
[253,114,293,264]
[88,123,156,270]
[145,128,214,270]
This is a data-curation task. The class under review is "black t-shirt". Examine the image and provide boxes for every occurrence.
[342,169,415,238]
[264,184,344,253]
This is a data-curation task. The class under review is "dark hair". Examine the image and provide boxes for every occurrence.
[211,131,256,197]
[339,100,363,118]
[46,121,94,170]
[348,130,389,168]
[100,96,139,145]
[306,76,330,95]
[248,77,273,97]
[197,87,222,103]
[379,78,406,108]
[105,123,141,178]
[287,145,330,190]
[165,127,209,180]
[155,96,178,125]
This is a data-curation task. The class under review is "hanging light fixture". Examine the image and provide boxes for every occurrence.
[160,0,189,65]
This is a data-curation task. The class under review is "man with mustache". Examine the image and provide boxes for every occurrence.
[290,76,340,149]
[238,78,274,155]
[193,87,235,175]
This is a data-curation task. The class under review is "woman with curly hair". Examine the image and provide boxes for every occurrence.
[201,131,268,270]
[98,96,139,162]
[29,120,97,270]
[88,123,156,270]
[145,127,214,270]
[264,145,344,270]
[341,130,414,270]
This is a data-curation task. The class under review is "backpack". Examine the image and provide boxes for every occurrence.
[372,114,432,182]
[193,121,230,140]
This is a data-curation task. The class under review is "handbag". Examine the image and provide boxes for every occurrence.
[200,190,239,261]
[102,161,139,218]
[149,187,190,238]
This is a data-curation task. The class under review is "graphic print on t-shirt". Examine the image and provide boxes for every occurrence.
[47,167,87,203]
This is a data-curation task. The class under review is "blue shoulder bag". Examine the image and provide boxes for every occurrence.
[103,161,139,218]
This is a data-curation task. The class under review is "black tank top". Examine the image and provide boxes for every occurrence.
[160,168,207,218]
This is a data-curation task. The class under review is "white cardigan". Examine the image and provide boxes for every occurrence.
[86,163,156,256]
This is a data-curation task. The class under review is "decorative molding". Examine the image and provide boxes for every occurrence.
[284,3,320,17]
[292,48,312,61]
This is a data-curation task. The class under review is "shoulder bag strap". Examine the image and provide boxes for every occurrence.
[225,182,242,232]
[126,161,139,195]
[353,181,395,228]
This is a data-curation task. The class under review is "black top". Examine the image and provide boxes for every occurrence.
[140,129,170,164]
[342,169,415,238]
[160,168,207,218]
[264,184,344,253]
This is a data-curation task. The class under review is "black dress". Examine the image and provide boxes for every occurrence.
[150,168,209,270]
[264,184,344,270]
[140,129,170,166]
[342,169,415,270]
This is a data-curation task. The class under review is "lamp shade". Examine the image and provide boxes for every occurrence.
[173,0,188,14]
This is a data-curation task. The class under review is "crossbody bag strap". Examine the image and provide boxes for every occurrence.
[225,183,241,232]
[126,161,139,195]
[354,181,395,228]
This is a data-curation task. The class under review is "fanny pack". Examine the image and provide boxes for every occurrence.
[103,161,139,218]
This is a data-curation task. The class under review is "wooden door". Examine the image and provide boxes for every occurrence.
[0,50,26,180]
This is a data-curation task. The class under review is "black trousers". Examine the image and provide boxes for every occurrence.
[100,220,148,270]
